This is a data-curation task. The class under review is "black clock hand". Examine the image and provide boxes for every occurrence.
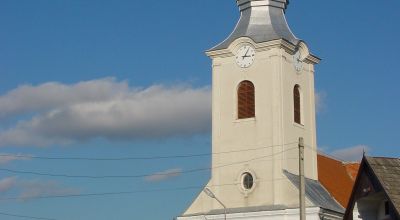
[244,47,250,56]
[242,55,250,59]
[242,48,249,59]
[242,47,252,59]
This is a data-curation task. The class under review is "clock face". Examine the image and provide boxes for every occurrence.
[293,50,303,72]
[236,45,255,68]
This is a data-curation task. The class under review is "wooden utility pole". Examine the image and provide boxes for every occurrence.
[299,137,306,220]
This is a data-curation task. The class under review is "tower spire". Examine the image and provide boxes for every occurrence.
[210,0,298,51]
[237,0,289,11]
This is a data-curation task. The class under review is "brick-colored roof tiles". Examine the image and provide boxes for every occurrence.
[344,163,360,180]
[317,154,360,208]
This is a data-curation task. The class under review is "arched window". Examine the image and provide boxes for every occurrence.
[238,81,255,119]
[293,85,301,124]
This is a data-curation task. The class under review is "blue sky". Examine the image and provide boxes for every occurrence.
[0,1,399,219]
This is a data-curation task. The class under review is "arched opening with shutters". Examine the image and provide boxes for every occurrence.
[293,84,302,124]
[237,80,255,119]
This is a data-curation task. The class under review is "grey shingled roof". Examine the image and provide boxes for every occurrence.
[366,157,400,213]
[284,170,345,214]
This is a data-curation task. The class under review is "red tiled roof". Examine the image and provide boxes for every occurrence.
[317,154,360,208]
[344,163,360,180]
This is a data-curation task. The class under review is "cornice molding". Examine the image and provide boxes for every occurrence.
[205,38,321,65]
[206,38,295,58]
[304,54,321,65]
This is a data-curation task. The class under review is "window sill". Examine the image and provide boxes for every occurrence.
[234,117,256,123]
[293,122,305,129]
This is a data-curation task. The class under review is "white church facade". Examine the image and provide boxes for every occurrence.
[177,0,344,219]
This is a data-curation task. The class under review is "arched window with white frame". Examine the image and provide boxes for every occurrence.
[293,84,302,124]
[237,81,255,119]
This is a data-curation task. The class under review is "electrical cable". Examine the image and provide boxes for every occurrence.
[0,143,299,179]
[302,144,362,163]
[0,142,298,161]
[0,141,310,220]
[0,177,290,201]
[0,211,57,220]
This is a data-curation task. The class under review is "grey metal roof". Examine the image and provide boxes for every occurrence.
[366,157,400,213]
[181,205,290,217]
[283,170,345,214]
[183,171,345,217]
[210,0,299,51]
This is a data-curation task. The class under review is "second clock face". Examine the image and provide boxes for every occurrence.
[293,50,303,72]
[236,45,255,68]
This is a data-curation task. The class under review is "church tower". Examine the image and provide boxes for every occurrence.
[178,1,344,219]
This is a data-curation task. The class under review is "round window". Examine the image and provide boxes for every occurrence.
[241,172,254,190]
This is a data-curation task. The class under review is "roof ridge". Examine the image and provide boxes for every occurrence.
[317,151,347,163]
[366,156,400,160]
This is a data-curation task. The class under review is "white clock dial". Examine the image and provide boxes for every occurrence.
[293,50,303,72]
[236,45,255,68]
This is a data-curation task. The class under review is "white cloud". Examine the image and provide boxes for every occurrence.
[0,177,17,192]
[315,90,326,113]
[144,168,182,182]
[0,153,30,165]
[18,179,79,201]
[0,176,79,201]
[0,78,129,119]
[0,78,211,147]
[331,145,370,162]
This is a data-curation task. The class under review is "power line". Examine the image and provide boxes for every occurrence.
[0,177,289,201]
[0,142,298,161]
[0,211,57,220]
[0,143,323,219]
[0,153,210,161]
[302,144,357,162]
[0,186,202,201]
[0,166,207,179]
[0,144,299,179]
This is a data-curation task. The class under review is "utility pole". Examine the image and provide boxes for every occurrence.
[299,137,306,220]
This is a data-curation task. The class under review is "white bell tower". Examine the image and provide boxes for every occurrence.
[177,1,343,219]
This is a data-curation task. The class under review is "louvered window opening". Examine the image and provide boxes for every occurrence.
[294,85,301,124]
[238,81,255,119]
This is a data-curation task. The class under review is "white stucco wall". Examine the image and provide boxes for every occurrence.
[181,38,320,216]
[352,198,391,220]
